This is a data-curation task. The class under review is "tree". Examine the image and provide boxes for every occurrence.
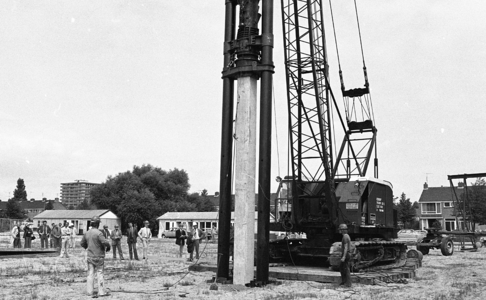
[45,201,54,210]
[77,199,94,210]
[6,198,26,219]
[13,178,27,201]
[459,178,486,231]
[68,205,75,210]
[90,164,196,231]
[396,193,416,228]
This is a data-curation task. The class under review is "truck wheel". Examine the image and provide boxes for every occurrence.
[440,238,454,256]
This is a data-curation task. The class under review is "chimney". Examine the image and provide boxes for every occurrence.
[423,182,429,190]
[458,182,464,189]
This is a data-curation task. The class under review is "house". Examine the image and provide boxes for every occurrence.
[33,209,120,235]
[0,198,66,220]
[418,182,464,231]
[156,211,275,238]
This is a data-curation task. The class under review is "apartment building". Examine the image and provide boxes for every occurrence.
[60,180,99,208]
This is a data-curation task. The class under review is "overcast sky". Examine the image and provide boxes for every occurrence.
[1,1,485,204]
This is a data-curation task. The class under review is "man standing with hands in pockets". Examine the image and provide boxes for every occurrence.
[138,220,152,260]
[126,223,139,260]
[110,225,124,260]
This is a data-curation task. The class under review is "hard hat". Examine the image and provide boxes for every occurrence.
[339,224,348,230]
[144,220,149,225]
[69,223,74,227]
[91,216,101,224]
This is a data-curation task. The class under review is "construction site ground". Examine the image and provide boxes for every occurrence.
[0,236,485,299]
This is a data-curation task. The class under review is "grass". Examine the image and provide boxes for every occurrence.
[1,238,486,299]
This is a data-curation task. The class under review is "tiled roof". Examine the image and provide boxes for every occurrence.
[418,187,465,203]
[0,200,66,210]
[33,210,110,219]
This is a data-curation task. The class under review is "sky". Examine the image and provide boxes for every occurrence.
[1,1,485,204]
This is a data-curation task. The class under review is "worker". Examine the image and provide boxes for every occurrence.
[186,224,194,262]
[69,223,77,253]
[11,222,21,248]
[192,224,205,260]
[110,225,124,260]
[126,222,139,260]
[338,223,352,287]
[53,223,63,252]
[23,223,34,248]
[81,216,111,298]
[38,221,51,249]
[60,222,72,258]
[175,223,187,258]
[101,225,110,239]
[138,220,152,260]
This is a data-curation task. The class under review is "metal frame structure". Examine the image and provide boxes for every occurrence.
[448,172,486,232]
[281,0,337,225]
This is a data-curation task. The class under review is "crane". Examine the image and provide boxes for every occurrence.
[217,0,413,285]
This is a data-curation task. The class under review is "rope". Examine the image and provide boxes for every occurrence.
[353,0,367,68]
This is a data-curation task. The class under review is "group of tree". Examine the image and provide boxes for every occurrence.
[1,179,28,219]
[90,164,215,231]
[395,192,419,229]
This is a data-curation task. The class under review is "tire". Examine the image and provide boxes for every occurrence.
[407,249,423,261]
[440,238,454,256]
[161,234,166,239]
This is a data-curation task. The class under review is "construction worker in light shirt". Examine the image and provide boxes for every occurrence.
[60,222,72,258]
[138,220,152,260]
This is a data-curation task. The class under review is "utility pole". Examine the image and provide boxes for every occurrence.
[218,0,274,285]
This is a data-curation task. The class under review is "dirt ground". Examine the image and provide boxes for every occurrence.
[0,237,485,300]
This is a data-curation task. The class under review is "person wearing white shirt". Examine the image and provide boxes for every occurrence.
[138,220,152,260]
[60,222,72,258]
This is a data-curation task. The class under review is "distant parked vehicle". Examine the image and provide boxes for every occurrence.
[397,229,427,241]
[160,228,178,238]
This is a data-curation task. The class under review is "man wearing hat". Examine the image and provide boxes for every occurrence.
[338,223,352,287]
[81,216,111,297]
[38,221,51,249]
[138,220,152,260]
[110,224,124,260]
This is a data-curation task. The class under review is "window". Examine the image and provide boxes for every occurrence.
[445,220,456,231]
[444,202,454,208]
[422,203,441,214]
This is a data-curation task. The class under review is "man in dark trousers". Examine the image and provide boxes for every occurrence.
[126,223,139,260]
[339,223,352,287]
[51,223,62,252]
[38,221,51,249]
[110,225,124,260]
[81,216,111,298]
[175,223,187,258]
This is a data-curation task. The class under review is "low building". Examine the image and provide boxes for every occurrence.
[33,209,120,235]
[418,182,464,230]
[0,198,66,220]
[156,211,275,238]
